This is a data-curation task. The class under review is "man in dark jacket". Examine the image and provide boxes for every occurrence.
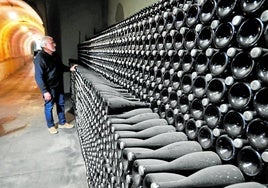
[34,36,77,134]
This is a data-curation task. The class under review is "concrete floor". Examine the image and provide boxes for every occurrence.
[0,62,88,188]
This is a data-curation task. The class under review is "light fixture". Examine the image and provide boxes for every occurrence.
[7,0,18,20]
[8,11,18,20]
[20,25,28,32]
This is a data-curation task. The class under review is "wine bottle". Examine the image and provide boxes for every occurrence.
[180,74,193,94]
[160,87,169,104]
[206,78,227,103]
[174,113,185,131]
[114,125,176,139]
[108,112,160,124]
[173,7,185,30]
[197,26,213,50]
[124,174,133,188]
[209,51,229,77]
[128,141,202,162]
[192,76,209,98]
[121,147,154,173]
[143,173,185,188]
[181,53,194,73]
[108,108,153,118]
[164,10,175,32]
[178,94,190,114]
[236,18,264,48]
[213,22,235,49]
[200,0,217,24]
[162,70,171,88]
[170,73,180,91]
[173,31,184,51]
[255,52,268,84]
[168,91,178,109]
[163,31,173,51]
[151,164,245,188]
[197,126,215,149]
[156,15,166,34]
[131,159,169,187]
[233,138,249,149]
[224,182,267,188]
[118,132,188,149]
[150,35,157,51]
[194,52,209,74]
[106,96,150,114]
[133,159,168,173]
[185,3,200,27]
[253,87,268,120]
[165,108,175,125]
[94,83,127,93]
[213,128,226,137]
[250,47,268,59]
[139,151,221,176]
[261,150,268,162]
[216,0,239,20]
[230,51,255,80]
[223,110,246,138]
[237,146,264,176]
[111,118,168,132]
[184,29,197,50]
[215,134,236,161]
[158,102,167,119]
[185,119,199,140]
[190,98,204,120]
[246,118,268,150]
[156,34,165,51]
[240,0,267,15]
[204,104,222,129]
[190,48,202,58]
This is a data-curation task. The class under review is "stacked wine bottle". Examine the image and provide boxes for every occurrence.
[73,0,268,187]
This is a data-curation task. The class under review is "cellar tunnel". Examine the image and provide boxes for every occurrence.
[1,0,268,188]
[0,0,44,81]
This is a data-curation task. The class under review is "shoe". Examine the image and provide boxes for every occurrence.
[58,123,74,129]
[48,126,58,134]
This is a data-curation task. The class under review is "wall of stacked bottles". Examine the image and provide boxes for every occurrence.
[73,0,268,187]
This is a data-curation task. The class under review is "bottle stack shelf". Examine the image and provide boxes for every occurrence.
[72,0,268,187]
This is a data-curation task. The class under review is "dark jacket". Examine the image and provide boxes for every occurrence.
[34,50,70,94]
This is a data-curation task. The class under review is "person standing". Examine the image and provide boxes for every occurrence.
[34,36,77,134]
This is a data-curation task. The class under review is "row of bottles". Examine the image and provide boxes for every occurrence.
[71,65,268,187]
[73,0,268,187]
[71,66,267,187]
[89,0,268,51]
[70,66,151,187]
[89,16,268,53]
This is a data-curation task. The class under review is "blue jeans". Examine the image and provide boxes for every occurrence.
[44,89,66,128]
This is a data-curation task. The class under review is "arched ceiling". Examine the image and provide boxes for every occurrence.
[0,0,45,61]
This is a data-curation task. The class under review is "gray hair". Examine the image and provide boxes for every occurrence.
[40,36,53,48]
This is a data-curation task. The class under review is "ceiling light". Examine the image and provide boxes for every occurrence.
[8,11,18,20]
[20,25,28,32]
